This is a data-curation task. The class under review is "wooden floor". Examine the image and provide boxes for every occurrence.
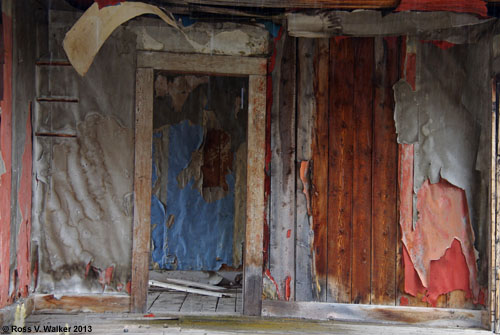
[24,312,491,335]
[147,288,242,315]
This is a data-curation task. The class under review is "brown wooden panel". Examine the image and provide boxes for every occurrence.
[327,37,355,303]
[371,37,399,305]
[311,38,330,302]
[351,38,374,305]
[131,68,153,313]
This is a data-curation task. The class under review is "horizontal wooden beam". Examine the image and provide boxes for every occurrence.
[137,52,267,76]
[262,300,488,329]
[33,294,130,313]
[287,10,494,39]
[159,0,398,9]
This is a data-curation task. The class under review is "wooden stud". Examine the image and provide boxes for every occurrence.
[327,37,354,303]
[295,38,316,302]
[243,74,267,316]
[351,38,374,305]
[311,38,330,302]
[130,67,154,313]
[371,37,399,305]
[269,33,297,301]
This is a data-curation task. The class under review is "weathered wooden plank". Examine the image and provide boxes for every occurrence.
[34,295,130,313]
[243,75,267,316]
[261,300,487,329]
[311,38,330,302]
[327,37,354,303]
[295,38,316,302]
[371,37,399,305]
[269,33,297,301]
[180,0,398,9]
[131,68,154,313]
[495,78,500,333]
[137,52,267,75]
[351,38,374,305]
[490,80,497,328]
[216,296,237,313]
[149,291,188,313]
[180,294,218,313]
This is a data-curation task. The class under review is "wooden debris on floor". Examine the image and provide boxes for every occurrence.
[149,280,235,298]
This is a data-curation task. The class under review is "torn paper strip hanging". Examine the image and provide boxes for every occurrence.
[63,2,177,76]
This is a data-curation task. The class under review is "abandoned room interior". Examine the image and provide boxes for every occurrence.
[4,0,500,333]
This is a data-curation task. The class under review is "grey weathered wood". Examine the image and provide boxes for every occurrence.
[130,68,154,313]
[180,294,218,313]
[269,32,297,301]
[216,297,237,314]
[262,300,488,329]
[149,291,188,313]
[243,75,267,316]
[295,38,315,302]
[137,52,267,75]
[287,11,494,40]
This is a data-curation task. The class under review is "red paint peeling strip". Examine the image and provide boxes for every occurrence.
[395,0,487,18]
[420,40,456,50]
[285,276,291,301]
[16,108,32,298]
[0,11,13,308]
[104,265,114,285]
[424,239,472,306]
[95,0,125,9]
[265,269,281,300]
[126,281,131,295]
[399,144,481,306]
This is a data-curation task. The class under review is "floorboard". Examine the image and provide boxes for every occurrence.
[23,312,490,335]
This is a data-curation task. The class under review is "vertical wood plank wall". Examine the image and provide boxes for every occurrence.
[269,36,404,307]
[269,36,480,310]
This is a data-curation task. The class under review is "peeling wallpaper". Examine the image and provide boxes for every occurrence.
[37,114,134,293]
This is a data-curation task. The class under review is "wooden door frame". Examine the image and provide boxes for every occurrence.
[130,51,267,314]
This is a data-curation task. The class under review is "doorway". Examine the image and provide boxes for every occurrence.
[148,73,248,314]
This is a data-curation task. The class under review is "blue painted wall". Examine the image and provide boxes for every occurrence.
[151,121,235,270]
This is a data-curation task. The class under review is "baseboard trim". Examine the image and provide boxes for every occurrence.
[33,294,130,313]
[262,300,489,329]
